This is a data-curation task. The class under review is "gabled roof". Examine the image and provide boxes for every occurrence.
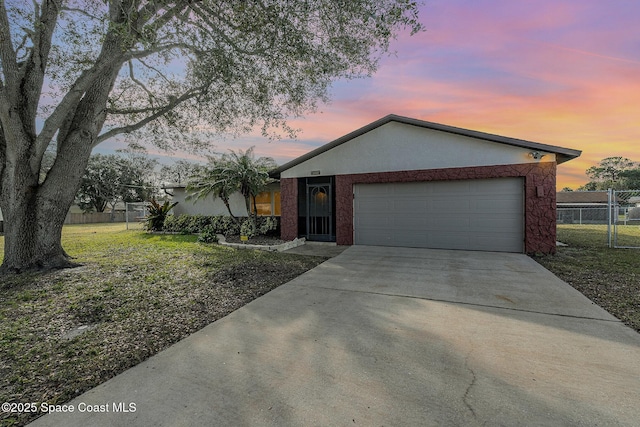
[271,114,582,177]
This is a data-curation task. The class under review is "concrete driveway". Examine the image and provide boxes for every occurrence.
[31,246,640,426]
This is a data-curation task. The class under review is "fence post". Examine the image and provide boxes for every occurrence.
[607,188,612,248]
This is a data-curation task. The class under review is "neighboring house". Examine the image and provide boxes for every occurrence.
[271,114,581,254]
[165,182,281,217]
[556,191,610,224]
[629,196,640,207]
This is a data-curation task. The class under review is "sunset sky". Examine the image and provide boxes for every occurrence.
[103,0,640,190]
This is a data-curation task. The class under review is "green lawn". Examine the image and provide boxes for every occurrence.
[534,224,640,334]
[0,224,325,427]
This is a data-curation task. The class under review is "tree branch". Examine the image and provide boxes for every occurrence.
[134,1,186,37]
[0,0,19,90]
[60,6,101,21]
[125,42,200,60]
[189,3,272,56]
[136,57,173,85]
[106,105,163,115]
[35,44,129,159]
[128,59,156,104]
[35,4,197,158]
[96,87,202,145]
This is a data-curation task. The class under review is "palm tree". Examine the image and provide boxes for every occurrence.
[187,147,276,223]
[186,159,239,220]
[225,147,277,222]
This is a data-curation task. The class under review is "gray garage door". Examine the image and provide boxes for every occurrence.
[354,178,524,252]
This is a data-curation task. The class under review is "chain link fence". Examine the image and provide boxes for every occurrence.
[557,206,610,225]
[556,190,640,249]
[611,189,640,248]
[125,202,150,230]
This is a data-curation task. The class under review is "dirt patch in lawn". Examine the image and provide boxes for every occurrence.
[213,259,314,289]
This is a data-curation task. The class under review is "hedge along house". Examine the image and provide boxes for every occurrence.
[271,114,581,254]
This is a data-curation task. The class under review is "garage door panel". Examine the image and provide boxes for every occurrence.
[391,199,429,211]
[473,198,521,212]
[357,214,391,229]
[354,178,524,252]
[431,199,470,211]
[430,180,470,194]
[470,217,522,230]
[390,183,428,196]
[390,216,429,228]
[357,199,390,211]
[426,216,470,232]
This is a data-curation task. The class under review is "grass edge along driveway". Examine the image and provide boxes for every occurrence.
[534,224,640,334]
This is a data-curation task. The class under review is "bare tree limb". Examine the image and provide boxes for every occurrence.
[106,105,164,115]
[136,57,173,85]
[60,6,101,21]
[96,87,203,145]
[128,60,156,104]
[135,1,186,35]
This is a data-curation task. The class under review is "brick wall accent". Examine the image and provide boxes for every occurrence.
[280,178,298,241]
[334,163,557,254]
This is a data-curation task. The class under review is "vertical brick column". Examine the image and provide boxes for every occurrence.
[279,178,298,241]
[335,175,354,245]
[524,162,557,254]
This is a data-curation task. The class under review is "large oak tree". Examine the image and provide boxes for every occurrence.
[0,0,423,273]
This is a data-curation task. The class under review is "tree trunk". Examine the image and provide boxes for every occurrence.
[0,131,93,273]
[0,162,80,273]
[0,199,76,273]
[251,194,258,225]
[0,4,131,274]
[221,196,239,223]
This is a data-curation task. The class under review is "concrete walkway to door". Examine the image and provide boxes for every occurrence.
[30,246,640,426]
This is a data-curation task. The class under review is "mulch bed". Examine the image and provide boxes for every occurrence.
[223,235,286,245]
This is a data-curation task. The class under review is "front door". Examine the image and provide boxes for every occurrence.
[306,182,333,241]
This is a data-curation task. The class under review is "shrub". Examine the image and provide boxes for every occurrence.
[210,215,241,235]
[197,225,219,243]
[162,214,280,236]
[163,214,213,234]
[258,216,279,235]
[145,200,178,231]
[240,219,257,238]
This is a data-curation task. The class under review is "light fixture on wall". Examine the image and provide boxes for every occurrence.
[528,151,546,160]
